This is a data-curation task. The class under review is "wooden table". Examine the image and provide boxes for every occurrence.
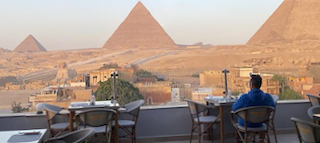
[68,101,120,143]
[204,97,235,143]
[0,129,46,143]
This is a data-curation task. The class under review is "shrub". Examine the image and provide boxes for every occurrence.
[11,101,29,113]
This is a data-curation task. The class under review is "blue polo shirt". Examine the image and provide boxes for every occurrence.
[232,89,276,127]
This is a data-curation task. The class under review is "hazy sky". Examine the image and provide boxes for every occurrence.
[0,0,283,51]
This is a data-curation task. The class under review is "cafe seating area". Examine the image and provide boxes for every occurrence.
[0,95,313,143]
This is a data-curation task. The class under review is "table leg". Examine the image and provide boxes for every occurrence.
[114,113,119,143]
[220,106,224,143]
[69,111,75,132]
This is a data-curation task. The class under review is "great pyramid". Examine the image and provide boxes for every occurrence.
[14,34,47,52]
[247,0,320,45]
[103,1,177,49]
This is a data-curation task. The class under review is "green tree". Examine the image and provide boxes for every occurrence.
[99,63,119,69]
[191,73,199,78]
[279,88,302,100]
[272,74,287,92]
[135,69,153,77]
[272,74,302,100]
[130,64,139,72]
[95,78,143,105]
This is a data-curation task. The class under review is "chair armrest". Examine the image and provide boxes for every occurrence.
[230,111,237,126]
[117,107,127,114]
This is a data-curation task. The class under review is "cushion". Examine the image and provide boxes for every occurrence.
[236,123,267,132]
[194,116,220,123]
[79,125,111,133]
[51,123,76,130]
[113,120,135,127]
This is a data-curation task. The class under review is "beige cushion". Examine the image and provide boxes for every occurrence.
[51,123,76,130]
[79,125,111,133]
[113,120,135,127]
[194,116,220,123]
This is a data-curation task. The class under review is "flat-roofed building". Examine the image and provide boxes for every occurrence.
[89,68,135,86]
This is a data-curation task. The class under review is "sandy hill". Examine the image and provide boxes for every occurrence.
[247,0,320,45]
[102,1,177,49]
[14,34,47,52]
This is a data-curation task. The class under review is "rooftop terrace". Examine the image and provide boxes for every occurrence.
[0,100,308,143]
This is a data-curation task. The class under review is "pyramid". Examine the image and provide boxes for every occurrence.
[14,34,47,52]
[247,0,320,45]
[0,47,5,53]
[103,1,177,49]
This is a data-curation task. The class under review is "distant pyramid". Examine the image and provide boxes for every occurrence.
[247,0,320,45]
[14,34,47,52]
[103,1,177,49]
[0,47,5,54]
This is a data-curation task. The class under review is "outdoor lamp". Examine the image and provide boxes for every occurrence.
[36,103,45,114]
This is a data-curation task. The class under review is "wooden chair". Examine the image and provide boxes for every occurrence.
[75,109,116,143]
[307,106,320,124]
[307,94,320,106]
[291,117,320,143]
[45,128,94,143]
[185,99,220,143]
[231,106,274,143]
[269,95,279,143]
[115,100,145,143]
[43,104,74,137]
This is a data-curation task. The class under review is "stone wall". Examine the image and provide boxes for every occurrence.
[134,82,171,105]
[199,70,224,87]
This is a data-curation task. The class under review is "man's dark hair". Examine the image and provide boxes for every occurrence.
[250,74,262,89]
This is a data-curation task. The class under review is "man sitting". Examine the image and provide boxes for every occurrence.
[232,74,276,127]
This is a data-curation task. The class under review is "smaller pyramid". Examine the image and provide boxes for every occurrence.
[0,47,5,53]
[0,47,5,54]
[14,34,47,52]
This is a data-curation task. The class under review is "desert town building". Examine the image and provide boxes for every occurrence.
[89,68,135,86]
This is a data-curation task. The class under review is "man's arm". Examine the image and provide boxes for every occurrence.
[232,95,245,111]
[266,94,276,108]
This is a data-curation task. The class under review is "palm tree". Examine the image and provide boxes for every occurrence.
[272,74,287,92]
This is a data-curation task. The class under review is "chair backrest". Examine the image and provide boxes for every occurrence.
[76,109,116,128]
[185,99,209,117]
[291,117,320,143]
[43,104,64,125]
[307,94,320,106]
[271,95,279,104]
[270,95,279,120]
[124,100,145,117]
[45,128,95,143]
[234,106,274,124]
[308,106,320,119]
